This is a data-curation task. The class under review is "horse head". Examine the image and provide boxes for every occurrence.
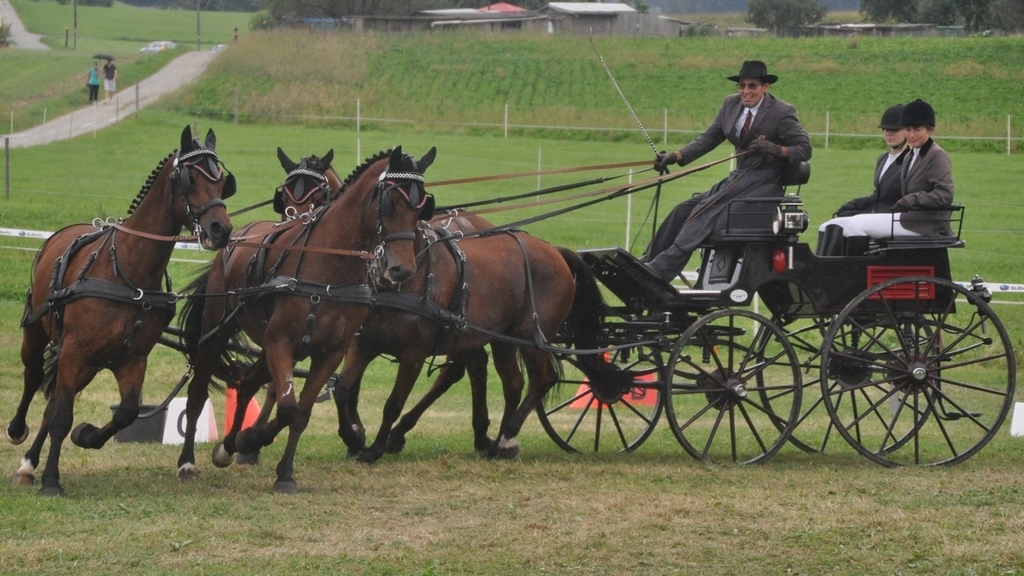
[274,148,337,219]
[173,125,235,249]
[367,145,437,286]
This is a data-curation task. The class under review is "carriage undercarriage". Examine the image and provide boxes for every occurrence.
[537,196,1016,466]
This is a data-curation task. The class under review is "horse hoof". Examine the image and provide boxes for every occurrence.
[177,463,199,482]
[274,480,298,495]
[70,423,97,448]
[355,451,379,465]
[5,421,29,445]
[211,443,234,468]
[235,427,259,455]
[384,433,406,455]
[38,484,65,497]
[496,445,522,460]
[11,472,35,487]
[234,451,259,466]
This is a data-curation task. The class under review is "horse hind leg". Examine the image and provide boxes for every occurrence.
[69,359,144,450]
[7,324,50,445]
[488,344,526,460]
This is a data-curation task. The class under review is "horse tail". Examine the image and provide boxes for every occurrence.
[178,264,238,388]
[556,247,632,398]
[40,343,59,399]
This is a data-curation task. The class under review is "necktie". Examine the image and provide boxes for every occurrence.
[740,110,752,140]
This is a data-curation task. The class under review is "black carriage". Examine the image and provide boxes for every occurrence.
[537,174,1015,466]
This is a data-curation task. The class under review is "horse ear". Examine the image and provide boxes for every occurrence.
[180,125,193,152]
[323,149,334,167]
[418,147,437,173]
[204,129,217,151]
[389,146,403,167]
[277,147,298,172]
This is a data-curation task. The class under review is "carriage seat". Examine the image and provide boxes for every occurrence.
[867,205,965,253]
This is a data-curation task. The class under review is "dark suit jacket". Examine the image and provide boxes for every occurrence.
[835,148,909,217]
[678,92,812,173]
[899,138,954,236]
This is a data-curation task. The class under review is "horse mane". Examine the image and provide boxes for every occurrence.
[342,149,393,188]
[127,152,174,215]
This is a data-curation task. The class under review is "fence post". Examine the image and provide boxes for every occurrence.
[9,111,12,135]
[504,103,508,139]
[663,108,667,147]
[234,87,239,124]
[1008,115,1012,156]
[536,148,542,194]
[5,137,10,200]
[356,98,360,133]
[626,169,633,247]
[69,110,73,138]
[825,110,830,150]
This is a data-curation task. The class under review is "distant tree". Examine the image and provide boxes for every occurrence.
[917,0,957,23]
[957,0,994,30]
[859,0,919,22]
[993,0,1024,29]
[631,0,651,13]
[746,0,828,30]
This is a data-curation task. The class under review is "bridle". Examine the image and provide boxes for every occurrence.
[275,159,335,219]
[170,144,236,247]
[368,161,435,284]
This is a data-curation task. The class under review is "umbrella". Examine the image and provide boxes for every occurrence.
[92,53,114,60]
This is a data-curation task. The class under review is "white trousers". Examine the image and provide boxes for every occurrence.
[818,213,921,239]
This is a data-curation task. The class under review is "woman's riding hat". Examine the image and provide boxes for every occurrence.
[878,104,904,130]
[900,99,936,127]
[727,61,778,84]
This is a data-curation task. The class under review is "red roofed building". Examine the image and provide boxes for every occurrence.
[479,2,527,12]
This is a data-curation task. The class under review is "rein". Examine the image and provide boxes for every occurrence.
[430,159,650,188]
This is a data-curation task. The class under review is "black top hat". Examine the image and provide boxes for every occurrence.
[878,104,904,130]
[900,99,936,127]
[727,61,779,84]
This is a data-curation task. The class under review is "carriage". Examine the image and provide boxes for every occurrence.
[535,169,1015,467]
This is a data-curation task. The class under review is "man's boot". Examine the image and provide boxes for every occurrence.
[816,225,845,257]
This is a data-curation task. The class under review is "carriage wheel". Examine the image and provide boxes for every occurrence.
[820,276,1015,466]
[665,309,802,464]
[536,343,665,453]
[756,315,838,454]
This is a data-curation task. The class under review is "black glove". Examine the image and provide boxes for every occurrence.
[654,151,679,172]
[893,198,912,212]
[747,138,783,158]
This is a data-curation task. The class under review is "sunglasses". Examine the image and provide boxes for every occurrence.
[736,82,763,90]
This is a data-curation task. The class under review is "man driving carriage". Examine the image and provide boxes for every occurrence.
[643,60,812,282]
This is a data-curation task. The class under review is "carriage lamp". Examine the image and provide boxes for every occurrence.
[772,195,809,236]
[970,275,992,303]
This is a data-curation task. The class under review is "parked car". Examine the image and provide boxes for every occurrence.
[140,41,176,53]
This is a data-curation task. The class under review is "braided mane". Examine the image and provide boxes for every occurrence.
[343,149,393,188]
[128,153,174,215]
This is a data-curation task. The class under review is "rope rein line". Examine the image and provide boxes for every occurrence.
[430,160,650,187]
[588,31,658,155]
[461,152,745,226]
[437,174,624,212]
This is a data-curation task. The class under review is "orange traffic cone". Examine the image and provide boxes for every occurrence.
[224,388,261,436]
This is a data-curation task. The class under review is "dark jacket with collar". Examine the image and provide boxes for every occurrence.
[899,138,954,236]
[678,92,812,173]
[835,147,910,217]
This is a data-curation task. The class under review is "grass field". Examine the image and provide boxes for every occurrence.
[3,8,1024,574]
[1,113,1023,574]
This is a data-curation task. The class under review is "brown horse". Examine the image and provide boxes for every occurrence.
[6,126,235,497]
[337,225,583,464]
[175,146,436,493]
[173,146,341,472]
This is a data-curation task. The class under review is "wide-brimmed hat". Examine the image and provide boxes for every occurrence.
[900,99,936,127]
[727,60,778,84]
[878,104,904,130]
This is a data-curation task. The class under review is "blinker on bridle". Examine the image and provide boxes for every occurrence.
[281,167,332,205]
[172,144,235,248]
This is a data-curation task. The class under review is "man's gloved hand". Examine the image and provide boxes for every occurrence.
[747,138,784,158]
[654,151,680,172]
[892,198,913,212]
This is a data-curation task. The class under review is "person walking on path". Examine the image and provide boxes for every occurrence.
[644,60,812,282]
[86,62,102,104]
[102,58,117,104]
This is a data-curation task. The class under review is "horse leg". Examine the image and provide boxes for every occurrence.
[271,351,345,494]
[495,349,560,461]
[487,344,526,460]
[210,355,270,466]
[385,358,465,454]
[70,358,145,450]
[233,386,276,466]
[358,358,425,464]
[227,358,275,459]
[6,322,48,445]
[36,358,96,497]
[333,344,373,456]
[176,363,213,480]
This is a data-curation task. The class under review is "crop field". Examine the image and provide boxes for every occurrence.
[3,10,1024,574]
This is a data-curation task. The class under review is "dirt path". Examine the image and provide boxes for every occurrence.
[5,50,219,149]
[0,0,48,50]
